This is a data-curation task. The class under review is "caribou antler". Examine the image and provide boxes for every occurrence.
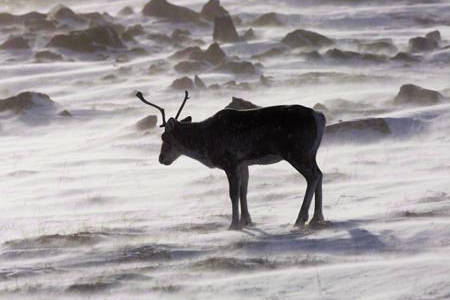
[175,90,189,120]
[136,91,166,127]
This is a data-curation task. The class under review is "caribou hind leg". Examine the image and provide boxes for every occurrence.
[309,164,325,226]
[239,165,252,227]
[287,156,322,227]
[225,167,241,230]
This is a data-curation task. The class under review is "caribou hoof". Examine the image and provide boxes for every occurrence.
[228,222,241,230]
[239,215,253,227]
[294,215,308,227]
[309,218,331,229]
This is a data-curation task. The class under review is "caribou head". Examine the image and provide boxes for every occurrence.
[135,91,191,165]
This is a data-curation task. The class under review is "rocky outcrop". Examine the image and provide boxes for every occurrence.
[251,47,288,60]
[325,48,386,63]
[118,6,134,16]
[194,75,206,89]
[170,76,194,90]
[213,15,239,43]
[190,42,226,65]
[325,118,391,142]
[358,40,398,55]
[47,25,124,52]
[47,4,86,25]
[409,36,438,53]
[171,46,202,60]
[281,29,333,49]
[174,60,209,73]
[35,51,63,62]
[250,12,283,27]
[0,92,56,114]
[242,28,255,41]
[393,84,444,106]
[0,36,30,49]
[225,97,260,109]
[425,30,441,42]
[390,52,422,63]
[200,0,229,21]
[215,61,257,74]
[136,115,157,130]
[142,0,202,23]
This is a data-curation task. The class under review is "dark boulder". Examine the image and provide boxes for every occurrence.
[281,29,333,49]
[393,84,444,106]
[47,4,86,25]
[194,75,206,89]
[118,6,134,16]
[242,28,255,41]
[251,47,288,60]
[47,25,124,52]
[225,97,260,109]
[200,0,229,21]
[215,61,257,74]
[325,48,386,63]
[0,36,30,49]
[190,42,226,65]
[170,76,194,90]
[35,51,63,62]
[0,92,56,114]
[425,30,441,42]
[359,40,398,55]
[408,36,438,53]
[390,52,422,63]
[170,46,202,60]
[136,115,157,130]
[213,15,239,43]
[174,60,209,73]
[142,0,202,23]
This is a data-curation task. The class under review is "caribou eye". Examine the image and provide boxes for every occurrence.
[161,133,168,141]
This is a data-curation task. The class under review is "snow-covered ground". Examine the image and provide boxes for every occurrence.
[1,0,449,299]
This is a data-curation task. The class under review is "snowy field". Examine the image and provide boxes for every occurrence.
[1,0,450,299]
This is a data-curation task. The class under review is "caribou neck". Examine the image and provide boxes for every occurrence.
[175,122,212,166]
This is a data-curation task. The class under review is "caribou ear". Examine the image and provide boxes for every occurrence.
[165,118,177,132]
[180,116,192,123]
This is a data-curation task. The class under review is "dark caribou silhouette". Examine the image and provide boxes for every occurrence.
[136,91,326,230]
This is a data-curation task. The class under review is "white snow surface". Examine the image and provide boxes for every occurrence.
[0,0,450,299]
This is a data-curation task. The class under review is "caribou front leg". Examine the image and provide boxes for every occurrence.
[239,165,252,227]
[225,167,241,230]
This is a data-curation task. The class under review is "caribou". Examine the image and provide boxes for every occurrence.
[136,91,326,230]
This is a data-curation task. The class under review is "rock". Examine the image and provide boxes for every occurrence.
[259,74,273,86]
[35,51,63,62]
[0,92,56,114]
[215,61,257,74]
[200,0,229,21]
[390,52,422,63]
[47,4,86,25]
[171,29,191,43]
[213,15,239,43]
[325,48,386,63]
[136,115,157,130]
[225,97,260,109]
[0,36,30,49]
[242,28,255,40]
[24,18,56,31]
[281,29,333,49]
[142,0,202,23]
[251,12,283,26]
[408,36,438,53]
[209,83,221,90]
[170,76,194,90]
[300,50,322,61]
[252,47,288,60]
[147,33,173,44]
[359,40,398,55]
[148,60,169,74]
[194,75,206,89]
[122,24,145,41]
[170,46,202,60]
[0,13,17,25]
[118,6,134,16]
[47,25,124,52]
[425,30,441,42]
[58,110,72,117]
[174,60,209,73]
[325,118,391,143]
[393,84,444,106]
[190,42,226,65]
